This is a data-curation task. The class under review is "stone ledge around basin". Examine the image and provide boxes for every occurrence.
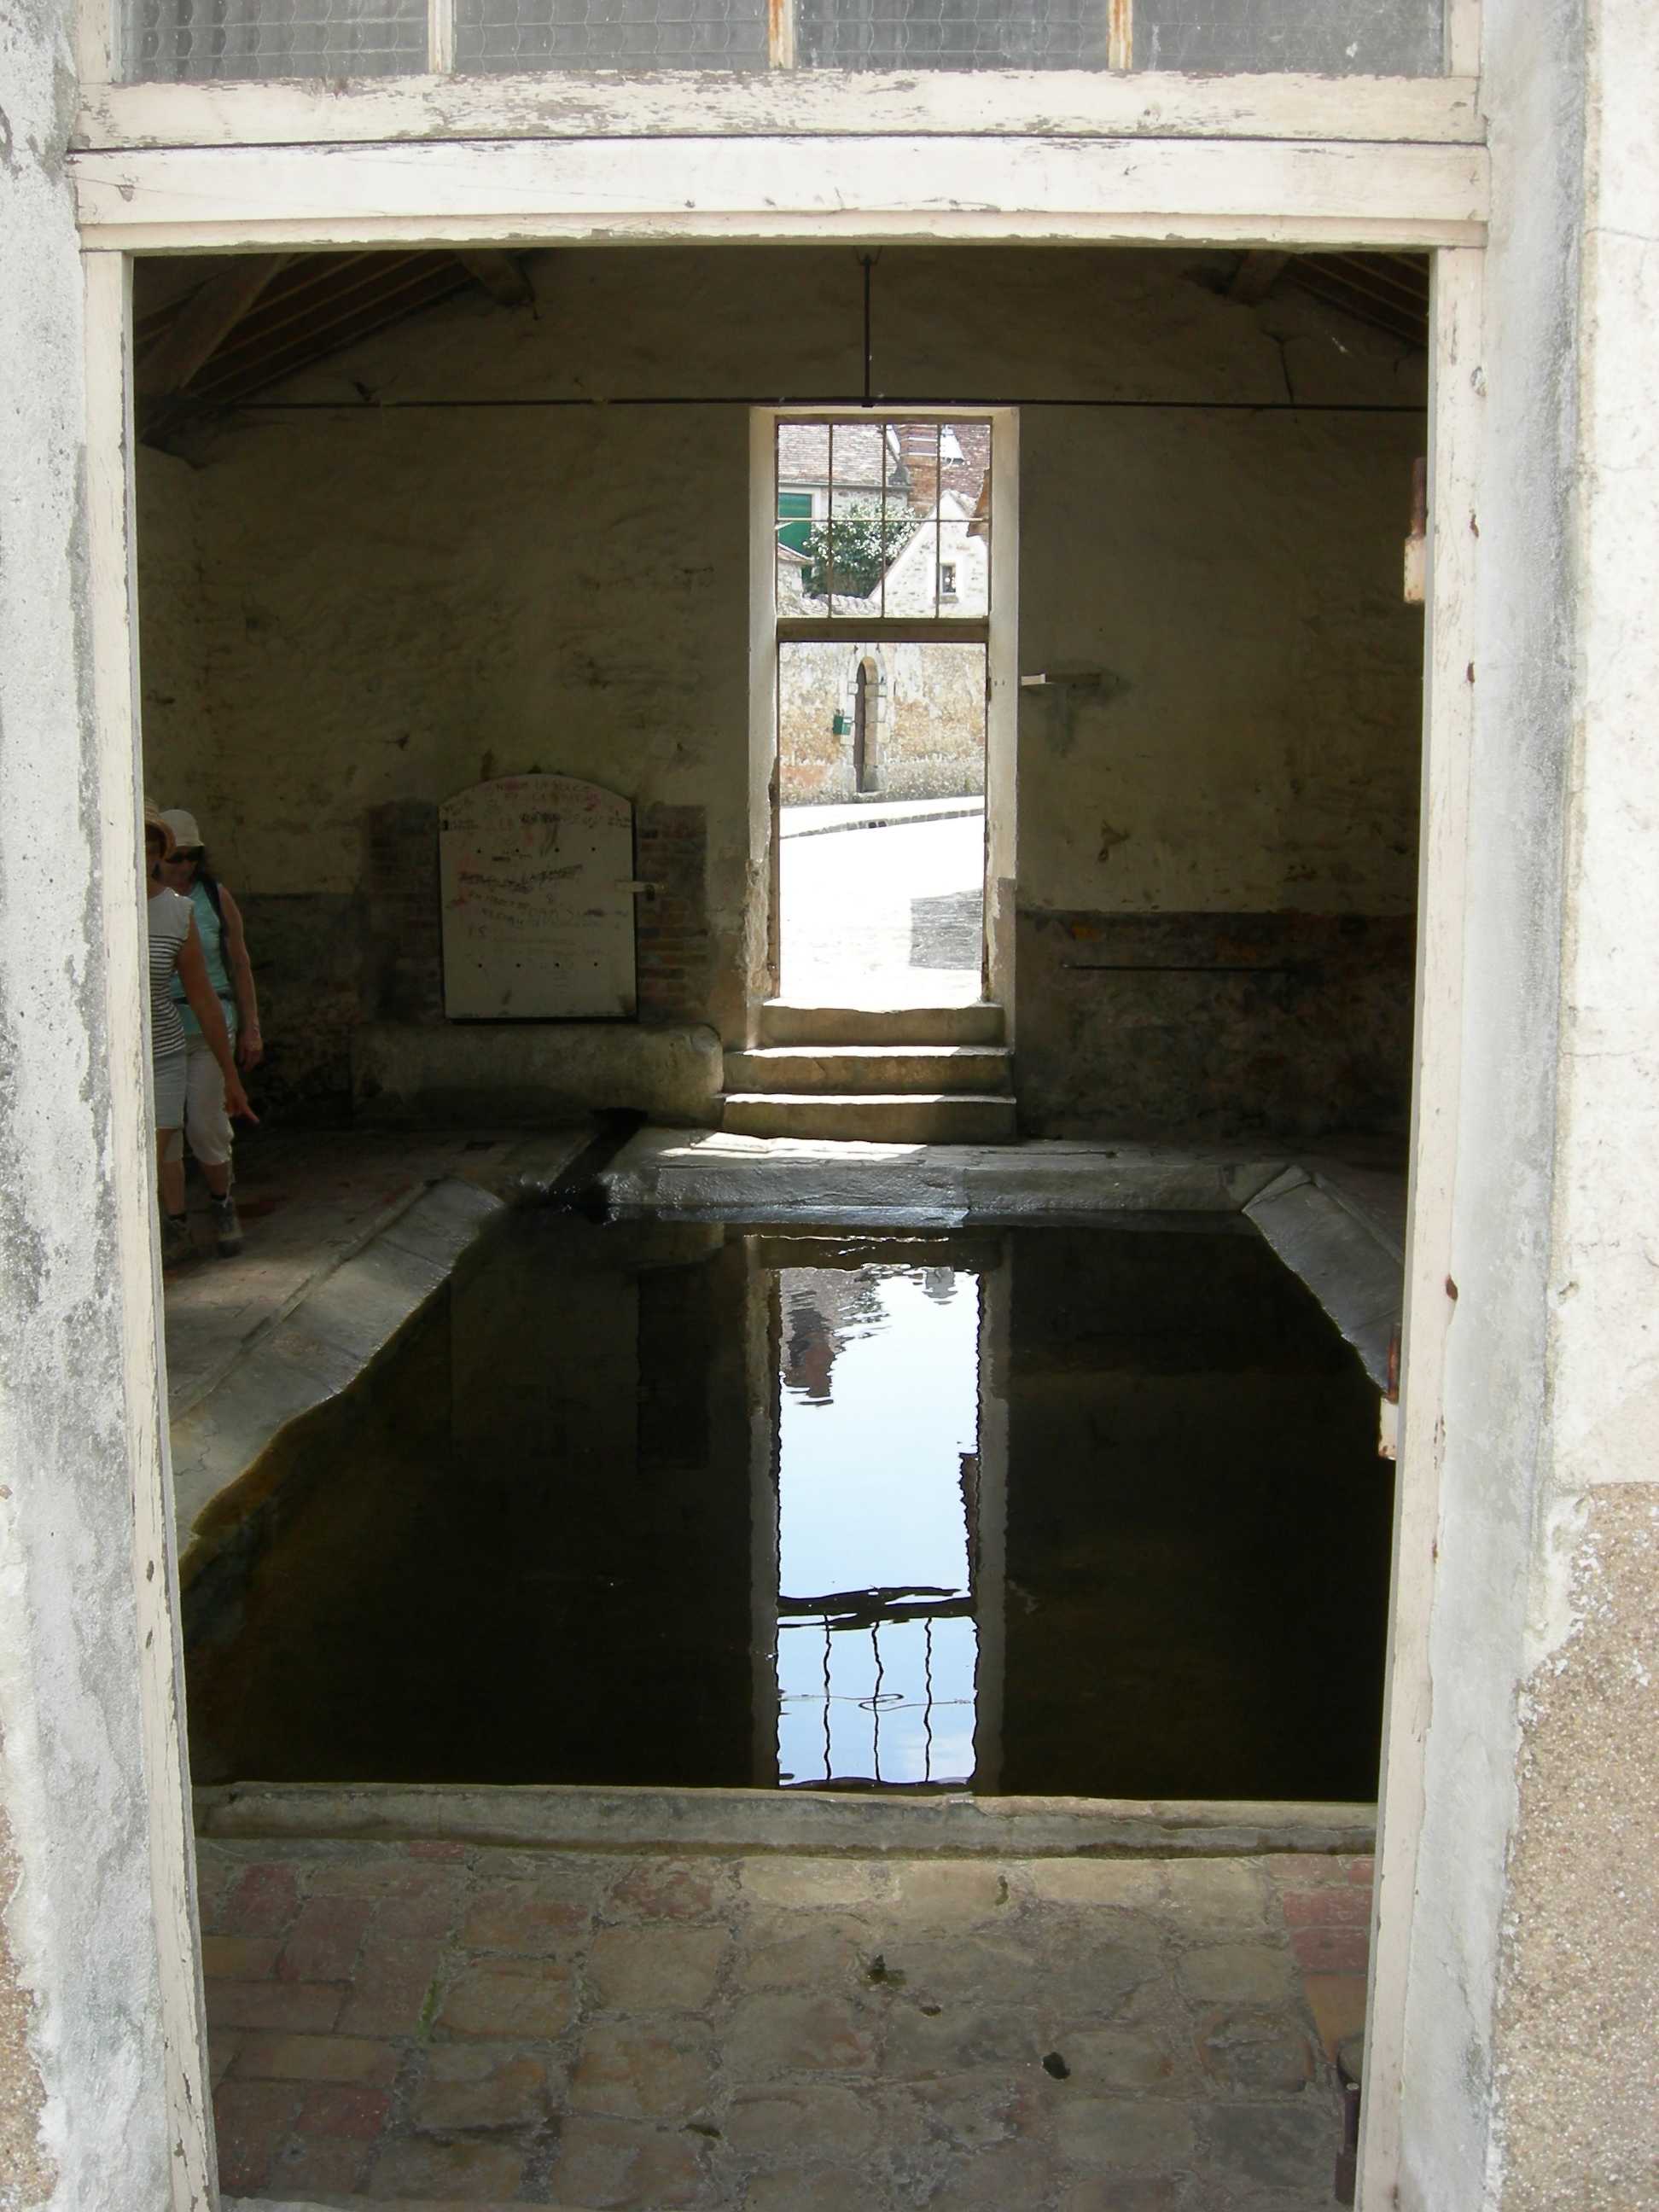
[602,1129,1292,1224]
[169,1174,506,1583]
[195,1780,1376,1860]
[1244,1166,1402,1391]
[168,1129,597,1586]
[352,1017,724,1127]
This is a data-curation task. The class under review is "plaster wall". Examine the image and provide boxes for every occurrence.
[1485,0,1659,2200]
[1365,1,1659,2204]
[138,247,1423,1133]
[1016,397,1423,1135]
[0,3,193,2203]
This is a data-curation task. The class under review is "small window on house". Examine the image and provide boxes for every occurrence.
[940,562,958,600]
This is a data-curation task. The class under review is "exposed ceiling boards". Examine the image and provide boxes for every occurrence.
[1279,252,1430,347]
[134,250,524,442]
[133,247,1429,444]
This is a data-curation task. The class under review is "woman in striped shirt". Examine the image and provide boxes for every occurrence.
[145,807,254,1266]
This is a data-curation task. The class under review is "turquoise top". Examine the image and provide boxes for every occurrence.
[169,878,236,1039]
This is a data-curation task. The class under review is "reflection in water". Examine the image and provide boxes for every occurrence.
[775,1266,979,1789]
[183,1215,1394,1802]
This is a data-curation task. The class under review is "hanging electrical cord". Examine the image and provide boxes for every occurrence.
[859,250,882,409]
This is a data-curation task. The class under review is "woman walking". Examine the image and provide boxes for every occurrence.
[159,807,264,1255]
[144,806,253,1266]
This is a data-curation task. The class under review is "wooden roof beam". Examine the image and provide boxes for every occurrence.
[461,250,533,308]
[1229,250,1290,305]
[136,253,289,401]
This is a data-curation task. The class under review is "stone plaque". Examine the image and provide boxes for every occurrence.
[439,775,637,1019]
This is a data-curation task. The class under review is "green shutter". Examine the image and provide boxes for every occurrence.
[777,491,813,557]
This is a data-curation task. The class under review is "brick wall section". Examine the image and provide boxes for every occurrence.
[1015,909,1416,1140]
[363,800,443,1023]
[634,804,709,1023]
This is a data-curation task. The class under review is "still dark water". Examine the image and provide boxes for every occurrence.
[185,1214,1394,1802]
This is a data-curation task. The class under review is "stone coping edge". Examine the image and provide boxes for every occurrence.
[172,1131,600,1578]
[602,1133,1404,1389]
[195,1781,1375,1860]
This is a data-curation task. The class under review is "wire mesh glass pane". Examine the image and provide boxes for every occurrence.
[1132,0,1442,74]
[798,0,1107,68]
[456,0,767,68]
[131,0,426,79]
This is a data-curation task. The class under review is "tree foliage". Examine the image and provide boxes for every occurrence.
[800,509,917,601]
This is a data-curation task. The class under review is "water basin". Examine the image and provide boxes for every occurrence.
[185,1213,1392,1802]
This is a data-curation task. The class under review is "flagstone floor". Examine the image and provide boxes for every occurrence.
[202,1834,1371,2210]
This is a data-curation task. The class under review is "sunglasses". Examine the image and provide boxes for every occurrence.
[165,848,204,863]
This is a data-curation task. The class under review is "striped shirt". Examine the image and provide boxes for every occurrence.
[147,886,193,1064]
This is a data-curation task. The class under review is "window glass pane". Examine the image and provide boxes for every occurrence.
[1132,0,1442,74]
[799,0,1108,69]
[777,419,991,624]
[132,0,425,79]
[456,0,768,69]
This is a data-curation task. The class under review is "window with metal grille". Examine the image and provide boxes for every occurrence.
[455,0,768,70]
[133,0,426,79]
[121,0,1447,82]
[1132,0,1441,75]
[796,0,1107,70]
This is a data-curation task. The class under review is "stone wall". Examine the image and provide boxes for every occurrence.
[137,246,1424,1134]
[1016,911,1415,1139]
[778,639,986,804]
[1481,3,1659,2203]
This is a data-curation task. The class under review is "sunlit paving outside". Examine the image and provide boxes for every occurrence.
[779,799,987,1004]
[776,416,990,1007]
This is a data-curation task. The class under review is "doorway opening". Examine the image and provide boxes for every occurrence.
[114,238,1439,2207]
[771,413,998,1012]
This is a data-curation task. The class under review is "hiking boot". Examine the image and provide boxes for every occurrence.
[209,1192,244,1258]
[160,1212,194,1267]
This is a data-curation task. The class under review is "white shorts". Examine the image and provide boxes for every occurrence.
[154,1046,187,1131]
[182,1033,236,1168]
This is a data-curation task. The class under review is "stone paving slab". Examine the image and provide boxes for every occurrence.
[199,1833,1367,2208]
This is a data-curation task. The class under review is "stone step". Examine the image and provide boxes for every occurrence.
[723,1091,1018,1144]
[757,999,1005,1047]
[725,1045,1012,1097]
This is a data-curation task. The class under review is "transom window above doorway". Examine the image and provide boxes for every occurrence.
[124,0,1446,84]
[776,418,991,626]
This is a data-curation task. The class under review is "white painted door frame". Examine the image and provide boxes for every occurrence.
[78,123,1485,2211]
